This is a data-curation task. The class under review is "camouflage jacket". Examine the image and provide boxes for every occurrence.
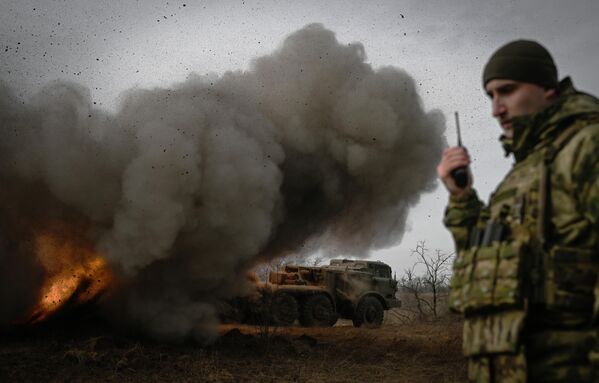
[445,77,599,357]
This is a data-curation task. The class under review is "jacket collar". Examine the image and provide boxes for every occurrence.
[499,77,599,162]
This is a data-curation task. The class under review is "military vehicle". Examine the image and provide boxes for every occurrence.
[258,259,401,328]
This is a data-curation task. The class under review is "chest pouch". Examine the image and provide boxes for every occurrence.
[449,240,526,314]
[462,310,526,356]
[449,246,474,313]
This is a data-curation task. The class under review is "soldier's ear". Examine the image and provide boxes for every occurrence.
[543,87,557,101]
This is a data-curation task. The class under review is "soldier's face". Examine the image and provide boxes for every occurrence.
[485,79,557,138]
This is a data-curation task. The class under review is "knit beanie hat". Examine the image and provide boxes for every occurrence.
[483,40,558,89]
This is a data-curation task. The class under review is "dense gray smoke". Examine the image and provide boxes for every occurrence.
[0,24,445,340]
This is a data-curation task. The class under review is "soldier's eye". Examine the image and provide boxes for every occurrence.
[499,85,516,94]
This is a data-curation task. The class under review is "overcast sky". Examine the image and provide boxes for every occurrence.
[2,0,598,274]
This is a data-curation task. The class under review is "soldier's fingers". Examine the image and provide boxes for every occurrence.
[444,146,468,156]
[445,158,470,170]
[438,159,469,178]
[443,147,469,159]
[444,152,471,164]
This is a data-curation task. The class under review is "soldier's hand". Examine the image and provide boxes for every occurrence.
[437,146,473,198]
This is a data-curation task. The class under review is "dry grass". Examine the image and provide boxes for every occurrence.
[388,291,454,324]
[0,319,466,382]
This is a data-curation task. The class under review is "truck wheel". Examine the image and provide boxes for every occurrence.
[300,294,335,327]
[271,292,299,326]
[352,296,384,328]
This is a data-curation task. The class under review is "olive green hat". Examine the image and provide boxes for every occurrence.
[482,40,558,89]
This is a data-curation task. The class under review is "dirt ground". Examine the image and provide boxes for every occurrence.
[0,317,467,383]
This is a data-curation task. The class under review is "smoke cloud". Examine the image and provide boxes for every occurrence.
[0,24,445,340]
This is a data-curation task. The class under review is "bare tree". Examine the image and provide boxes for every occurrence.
[399,241,453,320]
[398,267,427,321]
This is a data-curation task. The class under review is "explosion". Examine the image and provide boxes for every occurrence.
[26,228,113,324]
[0,24,446,341]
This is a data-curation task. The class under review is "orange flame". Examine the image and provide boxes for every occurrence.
[26,229,113,323]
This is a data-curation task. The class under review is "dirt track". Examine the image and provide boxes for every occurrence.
[0,319,467,382]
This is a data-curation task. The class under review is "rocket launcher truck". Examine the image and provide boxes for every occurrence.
[247,259,401,328]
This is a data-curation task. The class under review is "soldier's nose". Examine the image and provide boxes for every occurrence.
[491,97,506,118]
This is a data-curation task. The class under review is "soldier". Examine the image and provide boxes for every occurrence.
[437,40,599,382]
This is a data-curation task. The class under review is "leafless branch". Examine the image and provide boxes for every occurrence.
[399,241,454,320]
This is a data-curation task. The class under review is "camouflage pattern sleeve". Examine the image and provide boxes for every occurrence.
[443,189,485,251]
[575,124,599,228]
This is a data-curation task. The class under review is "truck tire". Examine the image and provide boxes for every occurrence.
[352,296,384,328]
[271,292,299,326]
[299,294,335,327]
